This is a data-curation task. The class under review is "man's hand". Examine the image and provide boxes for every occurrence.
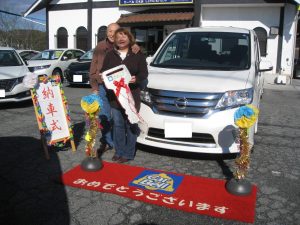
[99,73,104,82]
[95,73,104,83]
[131,44,140,54]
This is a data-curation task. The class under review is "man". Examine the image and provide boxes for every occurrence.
[89,23,140,155]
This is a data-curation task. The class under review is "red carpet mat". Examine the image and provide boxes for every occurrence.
[62,161,257,223]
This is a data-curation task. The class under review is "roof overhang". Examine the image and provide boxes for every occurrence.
[24,0,51,17]
[117,12,194,26]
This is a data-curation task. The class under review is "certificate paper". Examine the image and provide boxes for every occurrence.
[102,65,141,124]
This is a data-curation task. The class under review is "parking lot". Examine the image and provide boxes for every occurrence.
[0,79,299,225]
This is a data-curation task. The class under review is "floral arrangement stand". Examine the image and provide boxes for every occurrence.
[26,74,76,160]
[80,94,103,172]
[226,105,259,196]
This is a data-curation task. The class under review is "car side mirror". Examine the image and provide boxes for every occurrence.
[61,56,68,61]
[24,60,28,66]
[146,56,153,65]
[259,60,273,72]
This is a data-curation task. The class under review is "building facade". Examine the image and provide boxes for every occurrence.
[25,0,299,77]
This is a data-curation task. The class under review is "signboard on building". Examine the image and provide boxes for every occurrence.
[119,0,193,6]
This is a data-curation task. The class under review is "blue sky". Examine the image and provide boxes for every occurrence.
[0,0,46,30]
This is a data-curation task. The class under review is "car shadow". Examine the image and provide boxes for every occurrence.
[65,83,91,88]
[0,99,33,110]
[0,136,70,225]
[137,143,236,180]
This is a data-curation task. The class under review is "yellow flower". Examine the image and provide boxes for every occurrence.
[81,100,99,114]
[85,132,92,142]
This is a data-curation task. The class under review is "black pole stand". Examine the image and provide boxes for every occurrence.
[225,178,252,196]
[81,157,103,172]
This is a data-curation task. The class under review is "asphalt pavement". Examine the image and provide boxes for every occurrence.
[0,78,299,225]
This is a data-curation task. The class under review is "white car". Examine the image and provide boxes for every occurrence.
[27,48,85,82]
[16,49,40,61]
[0,47,31,103]
[138,27,273,154]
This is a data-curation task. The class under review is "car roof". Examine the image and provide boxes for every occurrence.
[0,46,16,51]
[16,49,40,52]
[43,48,84,51]
[174,26,250,34]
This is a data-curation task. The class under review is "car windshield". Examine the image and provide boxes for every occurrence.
[80,49,94,60]
[0,50,23,67]
[152,32,250,71]
[31,50,64,60]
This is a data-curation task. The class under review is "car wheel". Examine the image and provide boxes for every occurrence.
[52,69,63,83]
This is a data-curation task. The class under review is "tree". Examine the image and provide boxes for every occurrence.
[0,8,46,50]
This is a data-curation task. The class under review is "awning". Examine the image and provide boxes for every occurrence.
[117,12,194,25]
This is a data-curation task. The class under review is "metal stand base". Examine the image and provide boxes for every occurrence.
[226,178,252,196]
[81,157,103,172]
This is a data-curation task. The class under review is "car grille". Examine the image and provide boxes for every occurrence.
[148,128,215,144]
[0,78,17,92]
[148,89,223,117]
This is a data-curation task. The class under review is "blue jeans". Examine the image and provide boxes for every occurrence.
[99,84,113,148]
[111,107,139,160]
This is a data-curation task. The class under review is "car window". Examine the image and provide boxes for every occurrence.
[19,51,33,61]
[80,49,93,60]
[153,32,250,71]
[75,50,84,58]
[31,50,63,60]
[30,52,39,59]
[63,50,75,60]
[0,50,23,67]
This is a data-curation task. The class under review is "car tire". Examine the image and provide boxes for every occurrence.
[52,69,63,83]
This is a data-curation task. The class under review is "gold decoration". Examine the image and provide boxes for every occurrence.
[234,128,251,179]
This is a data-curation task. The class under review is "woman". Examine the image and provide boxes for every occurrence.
[101,28,148,163]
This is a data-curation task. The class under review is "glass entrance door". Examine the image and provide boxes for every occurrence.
[132,27,163,56]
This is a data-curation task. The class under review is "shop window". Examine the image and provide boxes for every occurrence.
[76,26,88,51]
[97,26,107,43]
[254,27,267,57]
[57,27,68,48]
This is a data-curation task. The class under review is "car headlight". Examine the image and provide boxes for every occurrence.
[11,76,25,89]
[32,64,51,71]
[140,89,152,106]
[16,76,25,84]
[215,88,253,109]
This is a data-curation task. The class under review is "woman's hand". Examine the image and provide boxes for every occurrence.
[130,76,136,83]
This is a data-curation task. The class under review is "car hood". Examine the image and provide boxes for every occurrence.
[147,66,252,93]
[0,66,29,79]
[27,60,55,66]
[68,60,91,71]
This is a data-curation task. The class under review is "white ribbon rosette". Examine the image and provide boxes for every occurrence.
[23,72,38,89]
[102,65,142,124]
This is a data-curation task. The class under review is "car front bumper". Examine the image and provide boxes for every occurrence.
[0,84,31,103]
[137,103,240,154]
